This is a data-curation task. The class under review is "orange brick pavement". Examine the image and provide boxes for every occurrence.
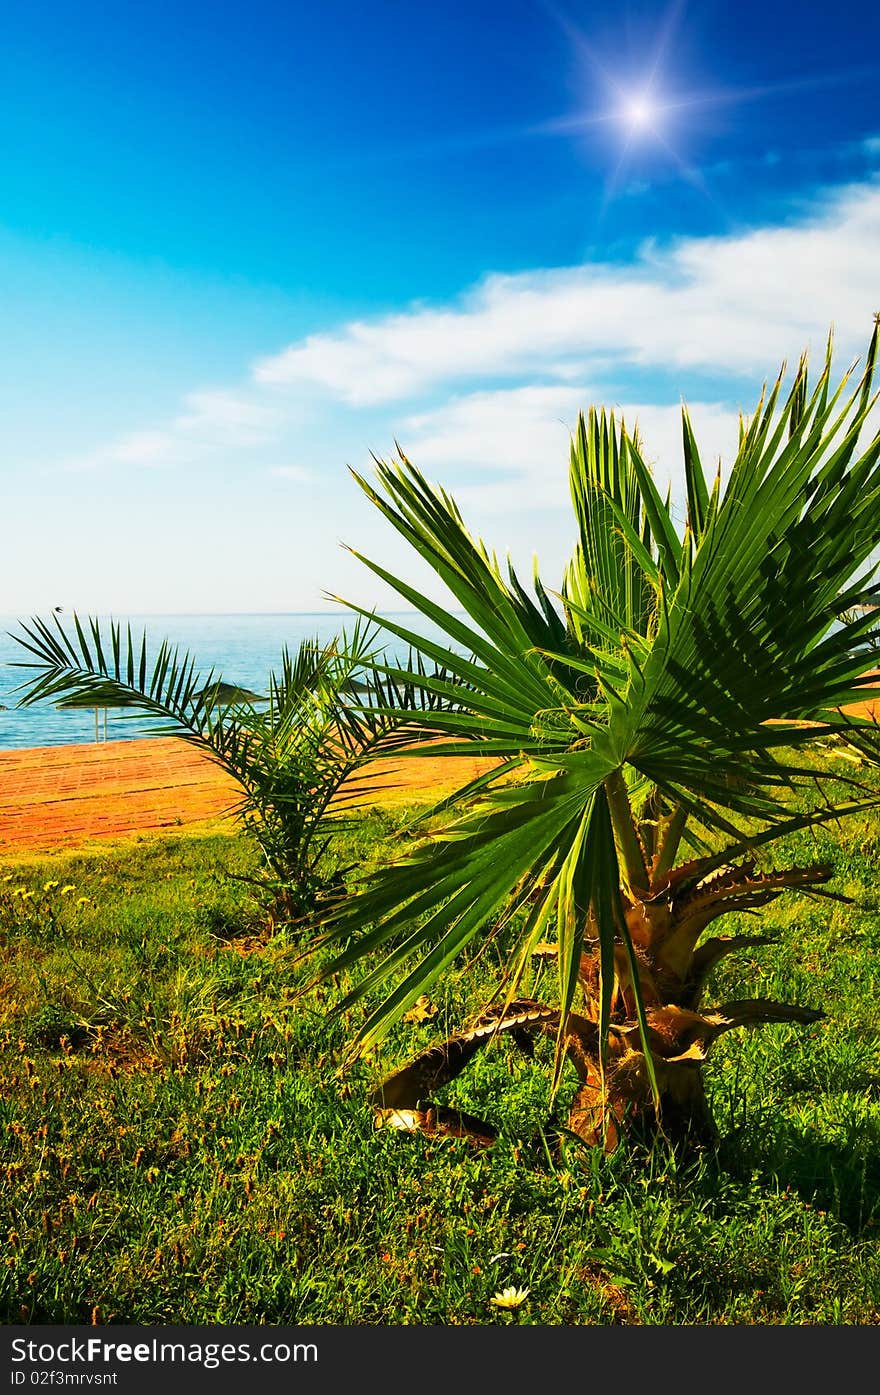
[0,737,498,854]
[1,682,876,856]
[0,738,239,852]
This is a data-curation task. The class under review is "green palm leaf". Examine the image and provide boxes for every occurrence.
[11,613,444,913]
[306,323,880,1116]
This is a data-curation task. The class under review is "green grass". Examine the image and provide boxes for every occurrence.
[2,799,880,1325]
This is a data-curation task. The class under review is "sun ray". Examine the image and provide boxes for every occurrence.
[535,0,880,215]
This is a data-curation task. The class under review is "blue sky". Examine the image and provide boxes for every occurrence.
[3,0,880,614]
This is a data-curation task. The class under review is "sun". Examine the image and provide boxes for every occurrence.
[620,93,658,133]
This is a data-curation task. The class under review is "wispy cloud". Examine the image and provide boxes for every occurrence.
[254,181,880,405]
[401,386,740,516]
[63,179,880,513]
[271,464,312,481]
[402,385,588,474]
[65,389,285,472]
[174,390,282,446]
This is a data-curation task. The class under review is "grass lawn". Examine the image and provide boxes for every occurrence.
[2,791,880,1325]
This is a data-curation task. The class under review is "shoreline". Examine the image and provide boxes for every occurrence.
[1,682,878,856]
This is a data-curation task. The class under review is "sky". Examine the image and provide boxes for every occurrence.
[2,0,880,616]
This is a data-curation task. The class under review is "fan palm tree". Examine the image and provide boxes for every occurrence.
[309,324,880,1148]
[11,617,430,924]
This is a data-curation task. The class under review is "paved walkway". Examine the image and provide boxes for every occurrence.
[1,678,877,855]
[0,737,498,854]
[0,739,236,851]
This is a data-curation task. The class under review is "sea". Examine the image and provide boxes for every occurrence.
[0,611,458,751]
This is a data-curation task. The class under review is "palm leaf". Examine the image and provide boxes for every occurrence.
[302,324,880,1095]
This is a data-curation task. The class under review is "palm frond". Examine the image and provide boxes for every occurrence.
[302,323,880,1098]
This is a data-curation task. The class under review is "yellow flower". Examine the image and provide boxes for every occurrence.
[60,885,77,896]
[43,881,59,892]
[489,1286,530,1309]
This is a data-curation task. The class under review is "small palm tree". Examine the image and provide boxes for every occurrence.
[310,325,880,1148]
[11,616,422,924]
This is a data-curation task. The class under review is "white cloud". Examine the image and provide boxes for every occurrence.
[60,176,879,524]
[401,387,741,516]
[174,390,281,446]
[65,389,285,472]
[271,465,312,481]
[402,385,587,473]
[254,181,880,405]
[110,430,180,467]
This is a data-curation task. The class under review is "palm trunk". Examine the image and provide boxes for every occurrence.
[369,855,832,1153]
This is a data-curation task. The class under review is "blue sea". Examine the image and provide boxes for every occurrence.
[0,612,456,751]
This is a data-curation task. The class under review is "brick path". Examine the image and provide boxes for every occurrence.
[0,737,498,854]
[1,679,877,855]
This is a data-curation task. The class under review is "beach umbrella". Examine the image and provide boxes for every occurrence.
[52,690,134,741]
[192,680,267,707]
[53,679,267,740]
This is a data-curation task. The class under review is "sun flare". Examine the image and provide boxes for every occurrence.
[620,93,657,131]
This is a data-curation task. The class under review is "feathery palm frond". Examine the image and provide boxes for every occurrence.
[11,613,448,920]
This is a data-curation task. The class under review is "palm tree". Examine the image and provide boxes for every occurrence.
[309,325,880,1148]
[11,617,427,924]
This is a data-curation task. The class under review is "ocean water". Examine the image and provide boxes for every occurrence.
[0,611,458,751]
